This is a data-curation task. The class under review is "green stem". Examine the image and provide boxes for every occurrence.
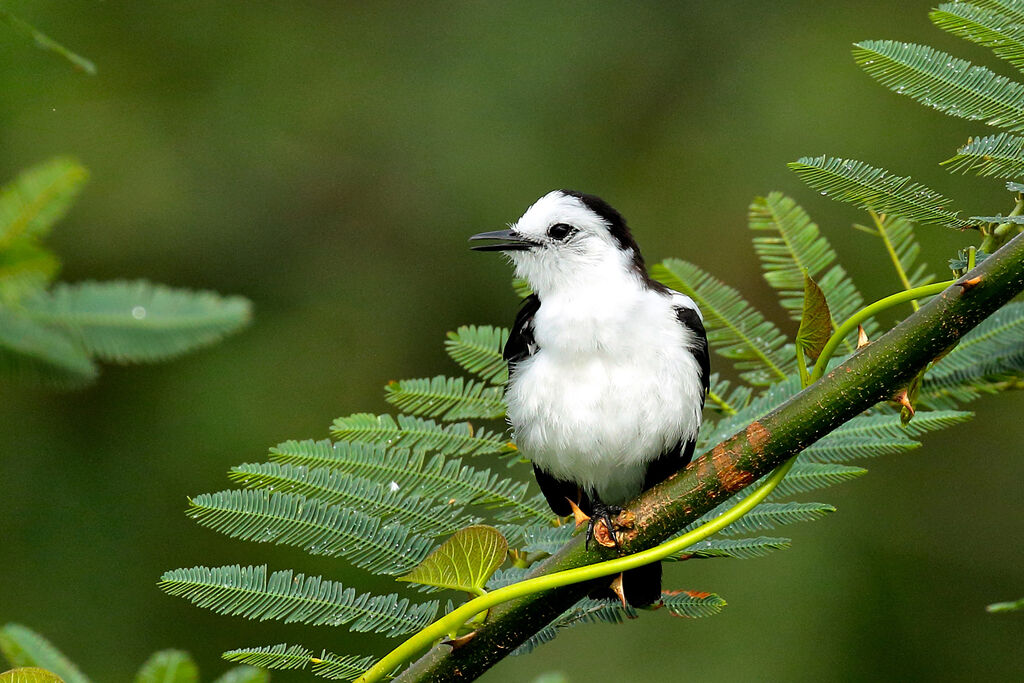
[355,458,798,683]
[981,196,1024,253]
[870,210,919,312]
[795,343,810,389]
[808,280,953,385]
[705,388,738,416]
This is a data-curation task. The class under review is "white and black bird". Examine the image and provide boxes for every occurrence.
[471,189,709,607]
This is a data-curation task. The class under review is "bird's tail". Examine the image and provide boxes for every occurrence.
[590,560,662,607]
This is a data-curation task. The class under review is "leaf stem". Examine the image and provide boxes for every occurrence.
[355,458,798,683]
[869,211,919,312]
[808,280,953,384]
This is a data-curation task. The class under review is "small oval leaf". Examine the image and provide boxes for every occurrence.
[796,272,832,362]
[398,525,508,594]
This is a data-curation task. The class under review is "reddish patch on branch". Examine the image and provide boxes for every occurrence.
[745,421,770,457]
[710,446,755,492]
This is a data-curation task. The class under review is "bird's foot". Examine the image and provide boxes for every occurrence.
[587,501,624,549]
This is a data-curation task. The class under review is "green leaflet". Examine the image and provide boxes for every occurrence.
[222,645,379,681]
[0,306,96,388]
[0,158,87,248]
[796,272,832,364]
[986,597,1024,612]
[398,525,508,595]
[931,2,1024,73]
[687,501,836,537]
[384,375,506,421]
[661,591,728,618]
[159,565,438,637]
[944,132,1024,178]
[267,439,551,524]
[329,413,509,457]
[748,193,872,344]
[650,258,794,385]
[0,669,65,683]
[228,461,477,537]
[770,462,868,496]
[670,536,792,560]
[854,39,1024,133]
[788,156,971,228]
[0,10,96,75]
[134,650,198,683]
[187,489,434,575]
[0,624,91,683]
[22,280,252,363]
[444,325,509,385]
[972,0,1024,25]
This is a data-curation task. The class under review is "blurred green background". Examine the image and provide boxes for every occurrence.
[2,1,1022,681]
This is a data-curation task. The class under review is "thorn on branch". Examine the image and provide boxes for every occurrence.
[856,325,870,350]
[957,276,982,290]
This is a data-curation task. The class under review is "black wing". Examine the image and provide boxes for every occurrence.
[503,293,541,367]
[643,305,710,490]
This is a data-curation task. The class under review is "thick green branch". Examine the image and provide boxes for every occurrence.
[397,232,1024,683]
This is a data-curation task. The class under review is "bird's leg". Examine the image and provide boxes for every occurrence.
[587,496,624,550]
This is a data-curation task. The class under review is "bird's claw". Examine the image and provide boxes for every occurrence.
[587,502,623,549]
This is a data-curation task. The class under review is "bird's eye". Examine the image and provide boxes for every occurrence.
[547,223,576,241]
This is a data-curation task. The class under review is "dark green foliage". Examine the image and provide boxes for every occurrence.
[187,490,434,575]
[789,156,971,228]
[330,413,508,457]
[944,133,1024,178]
[854,40,1024,133]
[670,536,792,560]
[223,645,378,681]
[384,376,506,420]
[160,566,438,636]
[930,3,1024,73]
[0,159,250,388]
[444,325,509,384]
[228,462,476,536]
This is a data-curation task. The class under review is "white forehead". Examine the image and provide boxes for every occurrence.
[513,191,608,236]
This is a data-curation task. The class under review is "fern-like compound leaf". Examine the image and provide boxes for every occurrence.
[22,280,251,363]
[972,0,1024,24]
[854,39,1024,133]
[330,413,509,457]
[661,591,728,618]
[650,258,795,385]
[801,409,974,462]
[0,307,96,388]
[187,489,433,575]
[445,325,509,384]
[671,536,792,560]
[0,158,87,248]
[134,650,199,683]
[160,565,438,636]
[310,652,383,681]
[0,624,92,683]
[931,2,1024,73]
[943,132,1024,177]
[921,301,1024,406]
[228,462,475,537]
[748,193,872,351]
[789,156,971,229]
[268,440,552,524]
[690,501,836,537]
[705,373,753,416]
[222,644,314,671]
[770,462,868,496]
[384,375,506,421]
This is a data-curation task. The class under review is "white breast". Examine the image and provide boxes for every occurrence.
[505,284,704,505]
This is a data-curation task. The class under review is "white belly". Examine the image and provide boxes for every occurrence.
[505,292,703,505]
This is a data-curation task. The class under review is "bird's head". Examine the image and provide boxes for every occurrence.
[470,190,647,297]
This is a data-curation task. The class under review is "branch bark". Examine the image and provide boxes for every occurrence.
[397,231,1024,683]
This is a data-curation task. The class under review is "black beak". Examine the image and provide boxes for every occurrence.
[469,229,536,252]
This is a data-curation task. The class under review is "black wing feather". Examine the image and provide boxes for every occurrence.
[503,293,541,367]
